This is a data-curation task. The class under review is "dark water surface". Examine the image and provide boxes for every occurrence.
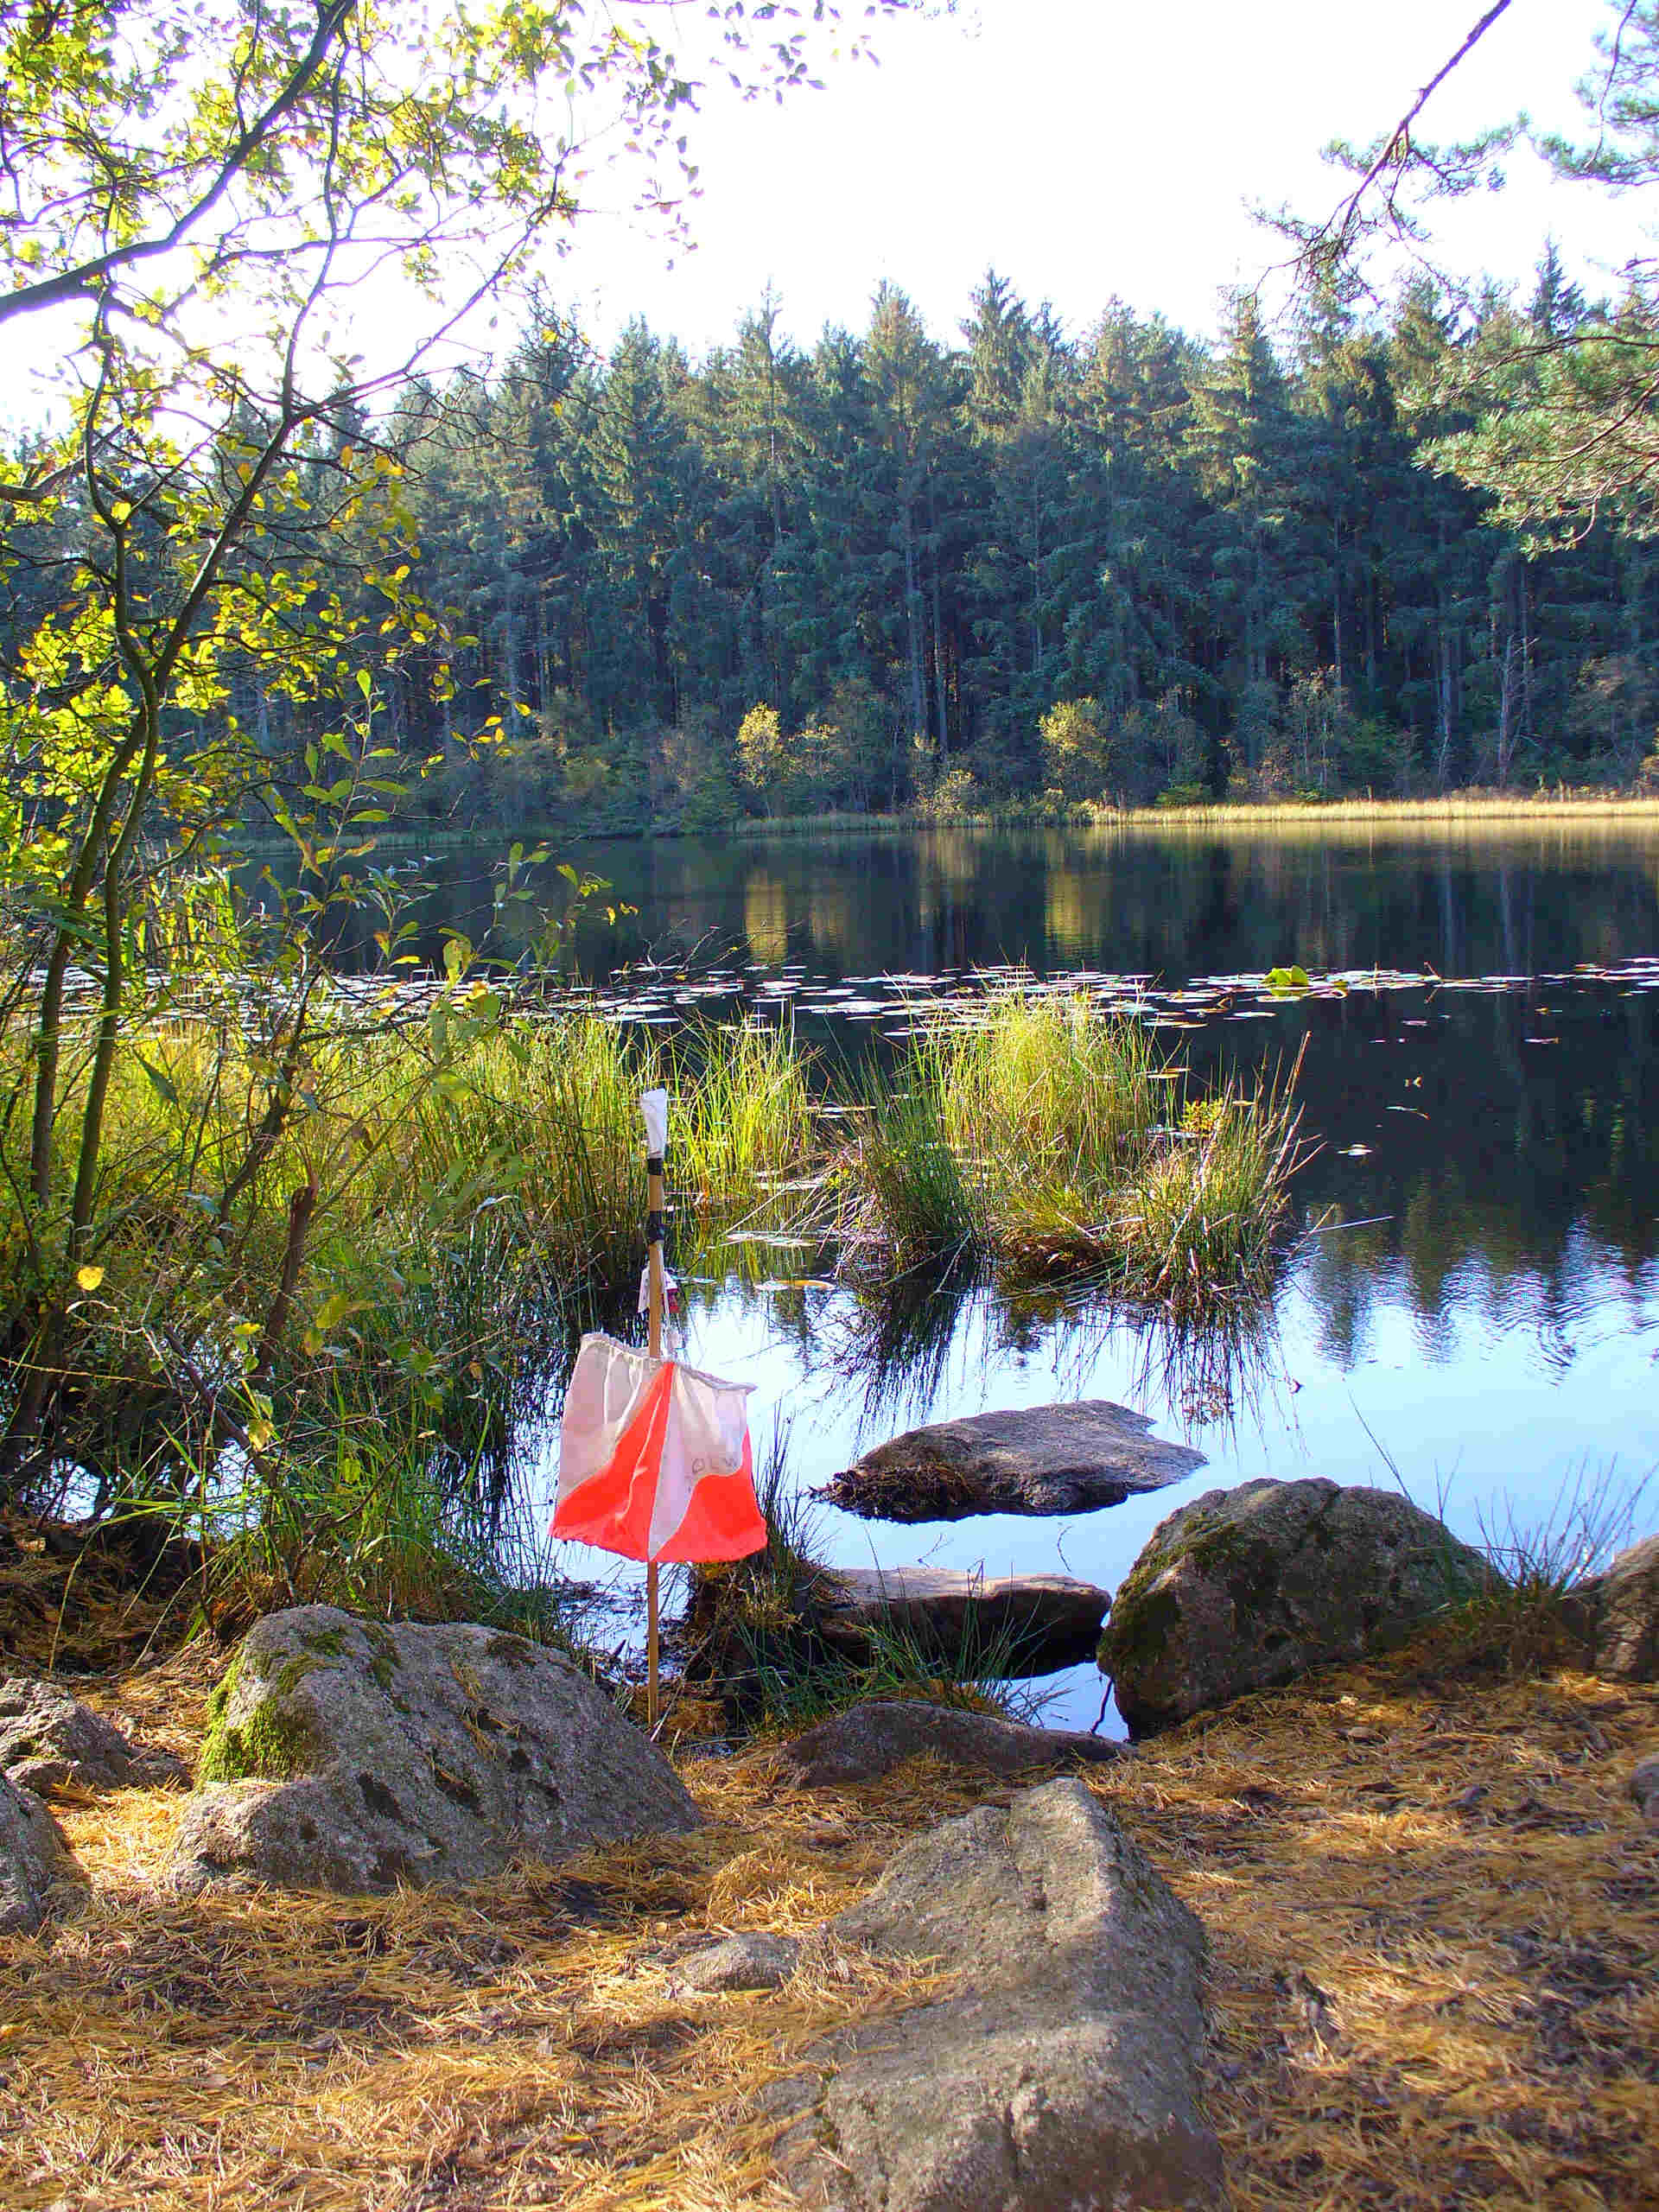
[429,821,1659,1727]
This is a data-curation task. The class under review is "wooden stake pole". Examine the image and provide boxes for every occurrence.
[645,1147,666,1730]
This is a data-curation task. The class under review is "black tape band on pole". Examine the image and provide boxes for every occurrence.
[645,1210,665,1246]
[645,1154,664,1176]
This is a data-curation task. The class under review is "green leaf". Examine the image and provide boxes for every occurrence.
[135,1052,179,1106]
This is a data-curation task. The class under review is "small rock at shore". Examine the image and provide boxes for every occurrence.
[772,1777,1222,2211]
[167,1605,702,1896]
[0,1773,82,1935]
[1592,1535,1659,1682]
[0,1677,140,1796]
[822,1400,1204,1522]
[817,1566,1110,1674]
[674,1930,802,1993]
[776,1699,1124,1789]
[1099,1478,1499,1738]
[1631,1755,1659,1825]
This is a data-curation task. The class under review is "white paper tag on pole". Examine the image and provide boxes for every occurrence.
[639,1264,683,1351]
[639,1088,669,1154]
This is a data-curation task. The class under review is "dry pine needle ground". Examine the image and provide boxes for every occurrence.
[0,1626,1655,2212]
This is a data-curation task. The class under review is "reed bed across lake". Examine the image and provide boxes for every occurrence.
[734,792,1659,838]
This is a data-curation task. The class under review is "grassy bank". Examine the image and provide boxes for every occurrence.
[0,1005,817,1624]
[10,1615,1654,2212]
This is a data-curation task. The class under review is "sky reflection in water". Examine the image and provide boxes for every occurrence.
[507,827,1659,1727]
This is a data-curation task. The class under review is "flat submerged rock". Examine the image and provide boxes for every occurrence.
[822,1400,1205,1522]
[817,1566,1111,1673]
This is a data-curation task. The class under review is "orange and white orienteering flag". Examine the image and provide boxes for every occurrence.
[550,1332,768,1564]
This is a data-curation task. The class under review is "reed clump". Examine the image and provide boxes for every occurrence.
[0,1001,819,1624]
[1,986,1297,1627]
[845,995,1305,1317]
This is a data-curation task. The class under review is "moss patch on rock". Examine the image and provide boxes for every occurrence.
[196,1649,325,1786]
[196,1695,324,1786]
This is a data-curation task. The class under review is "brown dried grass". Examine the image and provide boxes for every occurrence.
[2,1627,1655,2211]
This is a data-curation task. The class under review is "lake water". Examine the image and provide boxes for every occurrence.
[410,820,1659,1729]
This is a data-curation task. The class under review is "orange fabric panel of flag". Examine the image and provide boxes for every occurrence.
[551,1333,767,1565]
[551,1358,674,1559]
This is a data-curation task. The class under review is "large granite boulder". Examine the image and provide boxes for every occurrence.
[0,1678,138,1796]
[823,1401,1204,1522]
[0,1773,82,1934]
[764,1777,1221,2211]
[1099,1478,1497,1737]
[1592,1535,1659,1682]
[817,1566,1111,1674]
[776,1700,1123,1789]
[168,1606,702,1895]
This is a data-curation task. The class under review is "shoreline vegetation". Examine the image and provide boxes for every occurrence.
[735,789,1659,835]
[253,789,1659,861]
[0,990,1300,1632]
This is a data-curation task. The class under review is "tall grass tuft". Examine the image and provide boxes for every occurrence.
[842,995,1305,1316]
[671,1016,817,1206]
[850,1034,976,1267]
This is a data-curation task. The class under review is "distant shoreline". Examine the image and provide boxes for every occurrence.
[235,789,1659,860]
[732,791,1659,836]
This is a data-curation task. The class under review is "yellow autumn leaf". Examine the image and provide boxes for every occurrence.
[74,1264,104,1291]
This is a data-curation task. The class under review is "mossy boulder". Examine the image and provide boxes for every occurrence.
[170,1605,702,1895]
[1097,1478,1498,1737]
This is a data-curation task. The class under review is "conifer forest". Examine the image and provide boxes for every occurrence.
[8,256,1643,837]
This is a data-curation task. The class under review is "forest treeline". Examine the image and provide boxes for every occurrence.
[12,256,1657,836]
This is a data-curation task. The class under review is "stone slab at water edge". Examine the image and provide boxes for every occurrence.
[822,1400,1205,1522]
[1099,1478,1500,1738]
[817,1566,1111,1673]
[758,1777,1222,2212]
[168,1607,702,1895]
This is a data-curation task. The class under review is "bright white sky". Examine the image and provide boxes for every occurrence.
[545,0,1652,359]
[2,0,1648,434]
